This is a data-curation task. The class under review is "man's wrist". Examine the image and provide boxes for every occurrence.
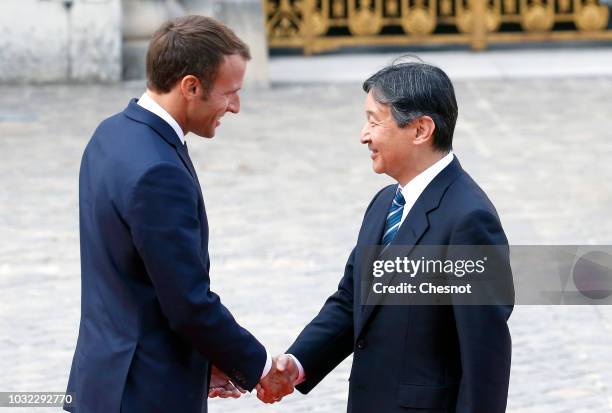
[260,349,272,379]
[286,354,306,385]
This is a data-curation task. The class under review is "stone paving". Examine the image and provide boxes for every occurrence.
[1,75,612,413]
[270,47,612,82]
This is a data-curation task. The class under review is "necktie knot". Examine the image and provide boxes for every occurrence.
[393,188,406,207]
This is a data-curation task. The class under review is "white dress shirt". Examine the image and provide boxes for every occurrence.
[137,92,186,145]
[399,151,454,225]
[288,152,455,385]
[136,91,272,380]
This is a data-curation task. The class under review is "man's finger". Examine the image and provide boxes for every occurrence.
[257,390,274,404]
[258,389,276,404]
[224,383,242,398]
[218,388,237,398]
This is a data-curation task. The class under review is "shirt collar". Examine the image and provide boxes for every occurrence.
[400,152,455,203]
[136,92,186,145]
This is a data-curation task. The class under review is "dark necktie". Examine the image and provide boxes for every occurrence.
[181,141,198,180]
[382,187,406,246]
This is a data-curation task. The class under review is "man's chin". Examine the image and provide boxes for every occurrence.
[193,130,215,139]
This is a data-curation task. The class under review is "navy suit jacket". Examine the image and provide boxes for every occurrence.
[288,157,513,413]
[65,100,266,413]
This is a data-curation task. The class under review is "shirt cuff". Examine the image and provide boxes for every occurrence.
[287,354,306,385]
[260,349,272,380]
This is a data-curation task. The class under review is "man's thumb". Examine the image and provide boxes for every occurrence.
[276,355,288,371]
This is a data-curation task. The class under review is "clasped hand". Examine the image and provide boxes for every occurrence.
[256,354,299,403]
[208,365,245,398]
[208,355,298,403]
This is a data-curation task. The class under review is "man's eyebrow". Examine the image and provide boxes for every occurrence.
[366,110,378,119]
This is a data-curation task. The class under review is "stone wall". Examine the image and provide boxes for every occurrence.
[212,0,270,88]
[122,0,270,87]
[0,0,269,85]
[0,0,122,83]
[121,0,185,80]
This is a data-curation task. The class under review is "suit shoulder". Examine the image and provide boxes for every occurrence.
[364,184,395,214]
[93,111,153,141]
[371,184,396,205]
[90,111,132,136]
[87,111,176,167]
[441,170,508,243]
[444,170,500,219]
[81,111,183,201]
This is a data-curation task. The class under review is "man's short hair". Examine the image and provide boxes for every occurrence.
[146,15,251,96]
[362,59,458,152]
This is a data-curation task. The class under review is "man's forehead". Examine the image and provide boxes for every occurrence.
[364,91,389,114]
[214,55,246,90]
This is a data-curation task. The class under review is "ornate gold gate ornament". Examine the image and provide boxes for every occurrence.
[264,0,612,52]
[576,2,610,31]
[521,0,555,32]
[348,0,384,35]
[456,0,502,33]
[398,0,437,35]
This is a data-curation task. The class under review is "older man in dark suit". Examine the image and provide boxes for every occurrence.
[260,62,514,412]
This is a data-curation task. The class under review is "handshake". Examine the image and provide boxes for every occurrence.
[209,354,299,403]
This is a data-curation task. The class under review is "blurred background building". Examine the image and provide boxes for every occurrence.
[0,0,269,86]
[0,0,611,86]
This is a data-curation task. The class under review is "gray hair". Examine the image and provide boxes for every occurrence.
[362,57,458,152]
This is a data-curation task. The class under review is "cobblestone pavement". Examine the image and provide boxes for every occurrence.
[1,76,612,413]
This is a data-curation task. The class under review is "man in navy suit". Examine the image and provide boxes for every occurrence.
[259,62,514,412]
[65,15,292,413]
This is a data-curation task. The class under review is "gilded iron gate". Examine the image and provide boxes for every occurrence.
[264,0,612,53]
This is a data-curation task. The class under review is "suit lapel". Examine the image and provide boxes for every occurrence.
[357,157,464,335]
[360,186,397,248]
[359,201,430,331]
[123,99,199,181]
[353,185,396,332]
[176,144,200,185]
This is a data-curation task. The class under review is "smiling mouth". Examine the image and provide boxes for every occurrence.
[369,149,378,159]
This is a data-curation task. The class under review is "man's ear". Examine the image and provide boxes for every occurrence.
[413,116,436,146]
[179,75,201,100]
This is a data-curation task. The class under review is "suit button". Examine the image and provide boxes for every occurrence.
[356,339,366,349]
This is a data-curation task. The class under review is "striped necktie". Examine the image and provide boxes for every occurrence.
[381,187,406,246]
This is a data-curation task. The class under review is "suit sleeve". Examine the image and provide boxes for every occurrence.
[287,248,356,394]
[449,209,514,413]
[126,162,266,391]
[287,186,390,394]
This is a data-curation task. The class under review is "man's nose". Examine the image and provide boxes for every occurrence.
[227,95,240,114]
[360,125,370,144]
